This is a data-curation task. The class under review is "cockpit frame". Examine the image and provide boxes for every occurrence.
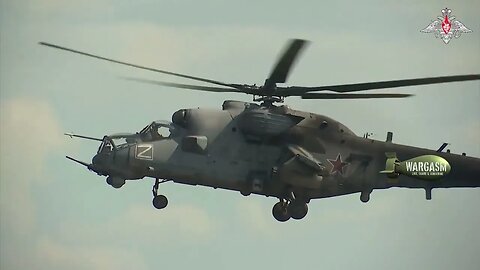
[138,120,178,142]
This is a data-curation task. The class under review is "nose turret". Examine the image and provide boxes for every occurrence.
[91,152,109,175]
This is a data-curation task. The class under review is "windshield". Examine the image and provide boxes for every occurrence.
[97,136,114,154]
[96,136,132,154]
[112,137,129,148]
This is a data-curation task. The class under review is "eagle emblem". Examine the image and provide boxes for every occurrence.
[421,8,472,44]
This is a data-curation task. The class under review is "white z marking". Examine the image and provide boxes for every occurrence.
[135,144,153,160]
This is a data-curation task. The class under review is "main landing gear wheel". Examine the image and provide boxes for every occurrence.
[272,201,290,222]
[152,178,168,209]
[288,200,308,220]
[153,195,168,209]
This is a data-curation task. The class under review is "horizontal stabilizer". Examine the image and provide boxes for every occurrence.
[379,152,399,175]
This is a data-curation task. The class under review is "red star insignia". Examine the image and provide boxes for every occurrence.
[327,154,348,175]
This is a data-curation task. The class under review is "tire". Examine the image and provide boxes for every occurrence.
[272,202,290,222]
[152,195,168,209]
[288,200,308,220]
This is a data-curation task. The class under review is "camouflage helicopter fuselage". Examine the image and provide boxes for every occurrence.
[92,100,480,220]
[41,39,480,221]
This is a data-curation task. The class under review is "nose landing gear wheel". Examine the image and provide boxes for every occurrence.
[152,178,169,209]
[288,200,308,220]
[272,201,290,222]
[153,195,168,209]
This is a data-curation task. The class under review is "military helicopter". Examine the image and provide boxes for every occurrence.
[40,40,480,222]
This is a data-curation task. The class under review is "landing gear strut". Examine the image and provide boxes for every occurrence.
[152,178,168,209]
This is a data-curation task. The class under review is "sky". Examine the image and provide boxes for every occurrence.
[0,0,479,270]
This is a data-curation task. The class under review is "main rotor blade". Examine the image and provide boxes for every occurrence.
[279,74,480,96]
[123,77,254,94]
[301,93,413,99]
[267,39,309,85]
[39,42,241,89]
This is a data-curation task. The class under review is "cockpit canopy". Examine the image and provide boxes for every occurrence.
[97,134,134,154]
[96,121,177,154]
[138,120,177,141]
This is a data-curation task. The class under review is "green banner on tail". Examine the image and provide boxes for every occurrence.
[380,153,451,180]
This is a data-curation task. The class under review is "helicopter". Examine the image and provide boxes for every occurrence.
[40,39,480,222]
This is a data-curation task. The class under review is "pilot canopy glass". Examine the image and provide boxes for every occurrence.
[139,120,176,142]
[97,137,115,154]
[96,121,177,154]
[96,135,133,154]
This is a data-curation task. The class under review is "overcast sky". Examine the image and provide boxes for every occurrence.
[1,1,479,270]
